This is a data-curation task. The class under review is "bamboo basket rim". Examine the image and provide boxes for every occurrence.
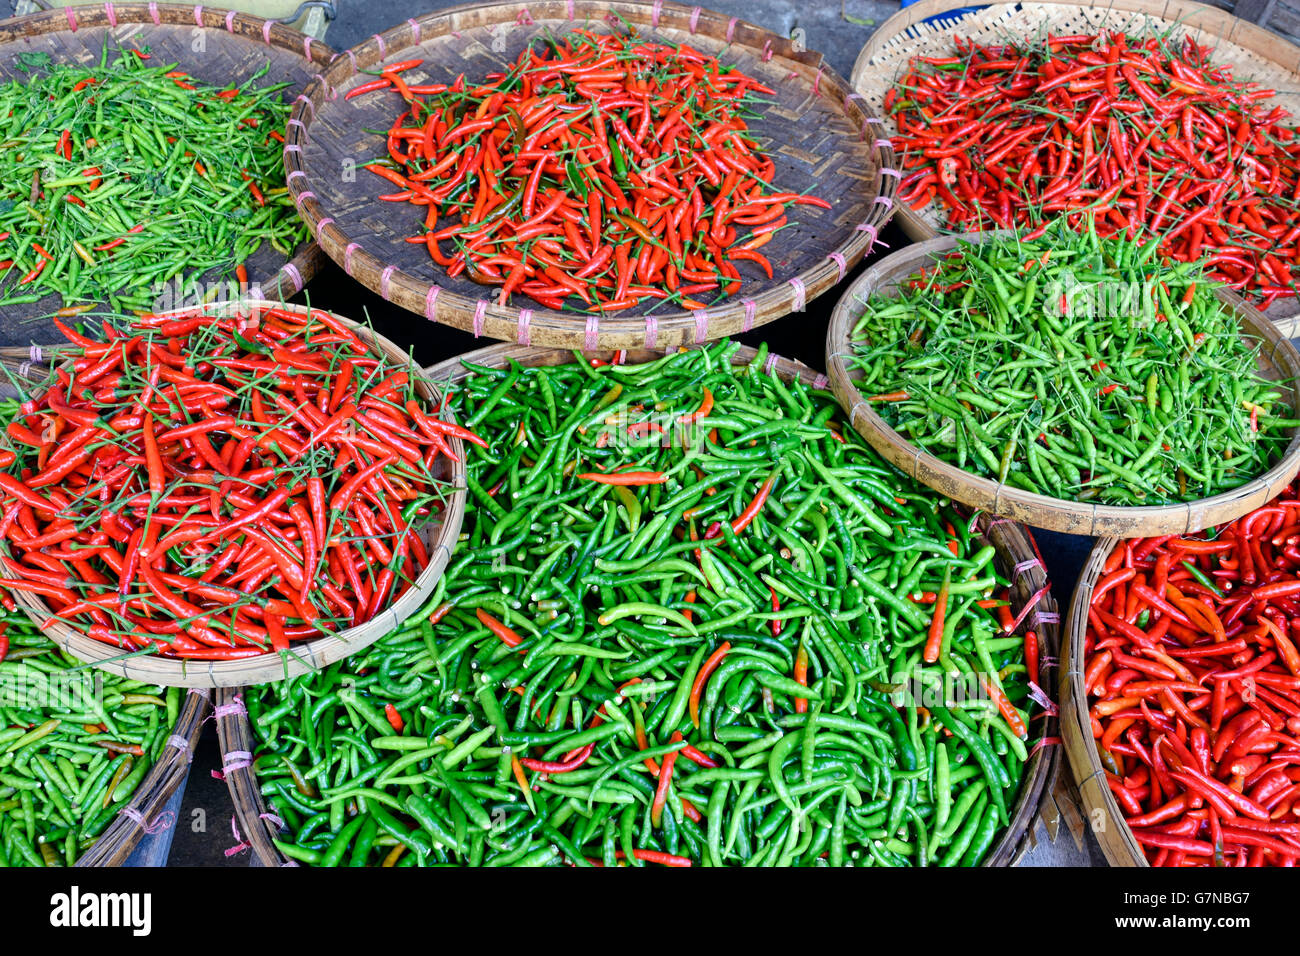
[1061,536,1147,866]
[0,2,335,316]
[846,0,1300,322]
[825,231,1300,537]
[221,341,1059,867]
[280,0,898,349]
[5,300,468,688]
[76,685,210,866]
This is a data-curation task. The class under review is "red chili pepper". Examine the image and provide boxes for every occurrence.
[384,703,405,733]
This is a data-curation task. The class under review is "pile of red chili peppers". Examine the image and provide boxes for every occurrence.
[1085,482,1300,865]
[889,32,1300,307]
[0,307,474,661]
[356,29,828,312]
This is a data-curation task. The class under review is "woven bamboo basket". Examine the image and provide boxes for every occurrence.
[4,300,468,688]
[825,232,1300,537]
[281,1,898,349]
[219,342,1059,867]
[0,2,334,326]
[76,685,210,866]
[848,0,1300,322]
[1061,536,1148,866]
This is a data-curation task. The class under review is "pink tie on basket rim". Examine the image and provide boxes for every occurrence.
[407,18,421,44]
[584,314,599,351]
[167,734,194,764]
[104,3,117,27]
[650,0,663,27]
[740,298,756,332]
[516,308,534,346]
[148,2,161,25]
[262,19,274,45]
[473,299,488,337]
[643,314,658,350]
[726,17,738,42]
[123,807,175,835]
[827,252,847,283]
[689,6,701,33]
[344,242,361,276]
[224,9,236,32]
[693,309,709,344]
[788,277,806,312]
[380,265,395,300]
[209,694,245,722]
[425,285,441,322]
[1012,557,1042,582]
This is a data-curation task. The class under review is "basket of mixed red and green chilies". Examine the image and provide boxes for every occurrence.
[214,341,1059,867]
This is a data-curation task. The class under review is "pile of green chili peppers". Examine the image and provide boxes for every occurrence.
[847,222,1293,505]
[0,611,180,866]
[0,47,308,312]
[246,341,1040,867]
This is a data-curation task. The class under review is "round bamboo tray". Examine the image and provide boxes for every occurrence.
[5,300,468,688]
[847,0,1300,322]
[826,232,1300,537]
[1061,536,1147,866]
[220,342,1059,867]
[282,1,898,349]
[0,2,334,326]
[77,686,210,866]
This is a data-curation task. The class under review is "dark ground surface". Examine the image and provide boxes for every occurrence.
[2,0,1112,865]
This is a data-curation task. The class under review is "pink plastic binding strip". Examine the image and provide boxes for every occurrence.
[693,309,708,343]
[473,300,488,337]
[813,373,829,389]
[880,167,902,179]
[66,6,77,30]
[167,734,193,763]
[295,189,314,206]
[374,34,387,59]
[123,807,174,834]
[651,0,663,27]
[761,40,773,62]
[764,353,779,375]
[566,0,575,17]
[689,6,701,32]
[212,695,245,720]
[344,243,360,274]
[192,4,202,27]
[262,20,273,44]
[346,49,358,71]
[643,315,658,349]
[225,10,236,31]
[827,252,846,282]
[148,2,160,25]
[380,265,395,299]
[282,263,303,292]
[726,17,737,41]
[1013,557,1041,581]
[813,68,822,96]
[516,308,533,345]
[584,314,598,351]
[789,277,806,312]
[877,138,894,151]
[303,37,313,60]
[296,94,315,118]
[222,751,252,773]
[105,3,117,27]
[314,217,334,242]
[874,195,894,211]
[29,345,41,363]
[741,298,756,332]
[425,285,440,322]
[408,18,421,43]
